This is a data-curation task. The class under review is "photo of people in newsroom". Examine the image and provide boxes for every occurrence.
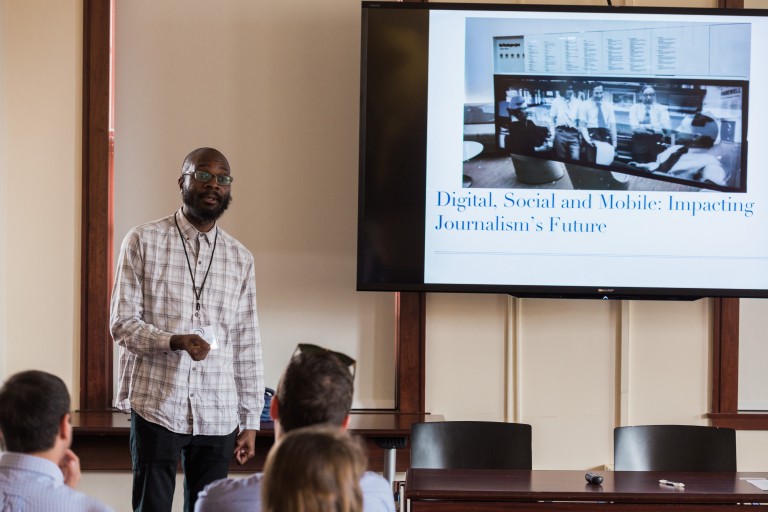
[463,77,747,193]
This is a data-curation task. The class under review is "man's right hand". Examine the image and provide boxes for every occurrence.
[170,334,211,361]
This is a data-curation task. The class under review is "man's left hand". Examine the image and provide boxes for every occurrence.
[234,429,257,465]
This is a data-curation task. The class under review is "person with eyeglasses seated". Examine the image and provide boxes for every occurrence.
[504,95,551,157]
[261,425,366,512]
[0,370,113,511]
[110,147,265,512]
[195,344,395,512]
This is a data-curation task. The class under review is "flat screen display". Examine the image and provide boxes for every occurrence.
[358,2,766,299]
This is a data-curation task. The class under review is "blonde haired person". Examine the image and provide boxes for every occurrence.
[262,425,366,512]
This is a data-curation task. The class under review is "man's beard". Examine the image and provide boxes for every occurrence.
[182,187,232,224]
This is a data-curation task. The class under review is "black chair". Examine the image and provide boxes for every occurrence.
[614,425,736,471]
[410,421,532,470]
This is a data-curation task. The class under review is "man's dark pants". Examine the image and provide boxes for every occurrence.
[130,411,237,512]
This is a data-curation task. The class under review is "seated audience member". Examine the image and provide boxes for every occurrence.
[629,112,727,186]
[195,344,395,512]
[261,425,365,512]
[0,370,113,512]
[504,95,551,156]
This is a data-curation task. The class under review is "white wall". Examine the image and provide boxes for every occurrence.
[0,0,82,392]
[0,0,7,378]
[4,1,768,512]
[739,299,768,410]
[425,296,713,470]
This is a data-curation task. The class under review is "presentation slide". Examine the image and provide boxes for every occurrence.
[424,9,768,291]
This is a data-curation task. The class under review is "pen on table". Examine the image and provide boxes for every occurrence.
[659,479,685,488]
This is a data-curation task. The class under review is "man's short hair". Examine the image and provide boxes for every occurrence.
[181,147,229,175]
[0,370,70,453]
[276,351,354,433]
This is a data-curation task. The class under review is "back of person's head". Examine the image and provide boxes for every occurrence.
[675,112,719,148]
[261,425,366,512]
[0,370,70,453]
[276,348,354,433]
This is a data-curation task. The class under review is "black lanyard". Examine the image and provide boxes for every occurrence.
[174,212,218,316]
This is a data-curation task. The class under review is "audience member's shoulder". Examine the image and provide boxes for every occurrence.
[195,473,263,512]
[360,471,395,512]
[53,487,114,512]
[78,493,115,512]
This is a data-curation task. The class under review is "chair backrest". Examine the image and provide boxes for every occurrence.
[410,421,532,470]
[614,425,736,471]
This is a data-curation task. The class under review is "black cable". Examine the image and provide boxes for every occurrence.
[607,0,613,5]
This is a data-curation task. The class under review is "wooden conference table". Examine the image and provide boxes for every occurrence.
[72,410,442,482]
[405,469,768,511]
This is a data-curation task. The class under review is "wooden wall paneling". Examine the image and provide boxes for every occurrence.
[81,0,113,410]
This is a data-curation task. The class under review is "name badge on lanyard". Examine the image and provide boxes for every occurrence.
[191,325,219,350]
